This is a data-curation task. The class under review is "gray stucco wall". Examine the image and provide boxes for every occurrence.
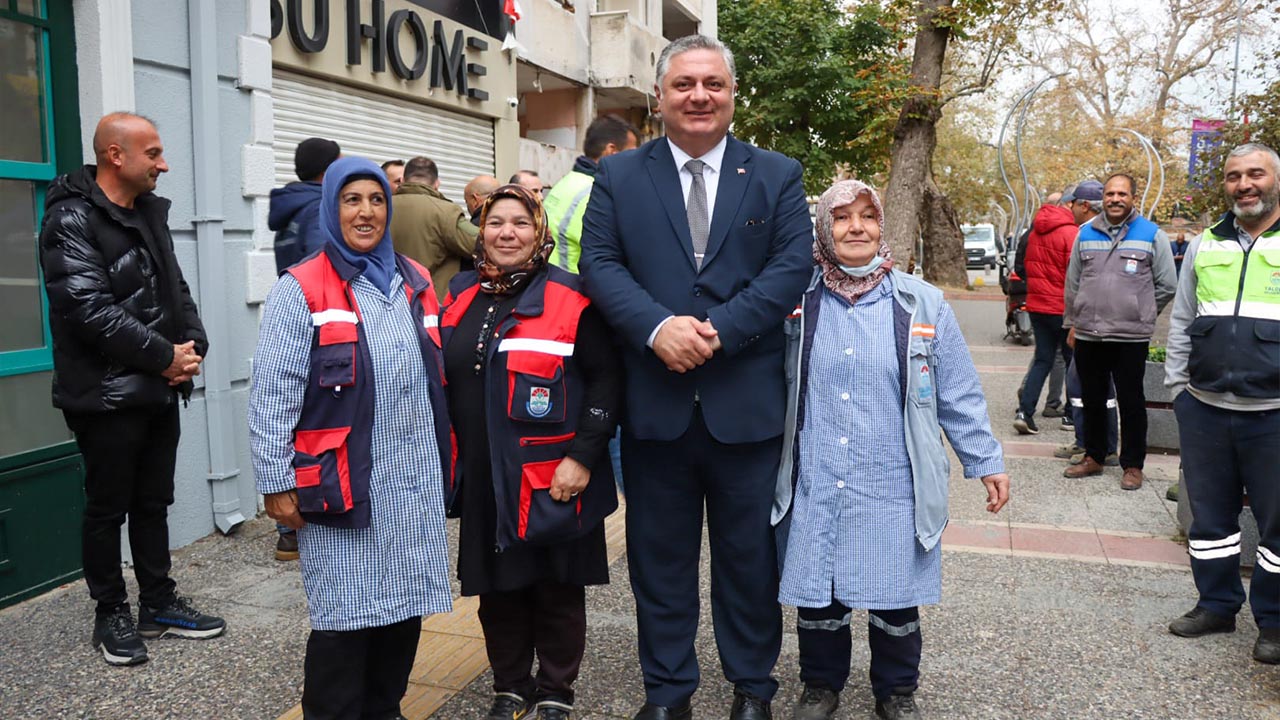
[131,0,261,548]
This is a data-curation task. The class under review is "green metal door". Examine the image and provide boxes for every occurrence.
[0,0,85,609]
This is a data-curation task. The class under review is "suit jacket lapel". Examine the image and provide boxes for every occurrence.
[645,140,697,271]
[703,137,751,270]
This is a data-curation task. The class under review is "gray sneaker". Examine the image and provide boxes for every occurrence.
[793,686,839,720]
[875,692,921,720]
[1054,444,1084,459]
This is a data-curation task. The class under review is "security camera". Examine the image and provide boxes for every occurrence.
[507,96,519,108]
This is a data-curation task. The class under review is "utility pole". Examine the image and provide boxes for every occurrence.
[1229,0,1244,114]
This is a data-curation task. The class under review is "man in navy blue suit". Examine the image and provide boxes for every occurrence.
[580,34,815,720]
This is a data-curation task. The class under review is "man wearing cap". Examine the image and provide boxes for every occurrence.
[1164,142,1280,664]
[1013,187,1085,434]
[1063,174,1178,489]
[266,136,341,560]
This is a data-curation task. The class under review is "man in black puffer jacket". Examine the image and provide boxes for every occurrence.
[39,112,225,667]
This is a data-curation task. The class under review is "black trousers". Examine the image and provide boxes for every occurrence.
[302,616,422,720]
[797,602,922,701]
[1073,339,1149,469]
[623,407,783,707]
[64,403,180,615]
[478,581,586,704]
[1176,392,1280,627]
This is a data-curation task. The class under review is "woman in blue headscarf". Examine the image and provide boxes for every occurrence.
[248,157,454,720]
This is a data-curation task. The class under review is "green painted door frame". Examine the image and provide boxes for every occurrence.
[0,0,87,610]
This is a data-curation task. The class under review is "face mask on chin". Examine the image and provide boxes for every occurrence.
[839,253,885,277]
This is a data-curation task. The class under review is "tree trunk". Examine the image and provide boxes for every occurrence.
[882,0,968,288]
[921,182,969,286]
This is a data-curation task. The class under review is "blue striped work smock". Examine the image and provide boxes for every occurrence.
[249,272,453,631]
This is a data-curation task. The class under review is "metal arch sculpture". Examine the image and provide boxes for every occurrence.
[1116,128,1166,218]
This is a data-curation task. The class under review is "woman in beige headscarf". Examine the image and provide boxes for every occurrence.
[774,179,1009,720]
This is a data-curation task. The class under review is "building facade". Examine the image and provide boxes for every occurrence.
[0,0,715,609]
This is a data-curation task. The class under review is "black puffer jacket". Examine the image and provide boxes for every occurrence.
[39,165,208,413]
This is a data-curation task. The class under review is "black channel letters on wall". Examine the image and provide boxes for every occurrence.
[270,0,491,100]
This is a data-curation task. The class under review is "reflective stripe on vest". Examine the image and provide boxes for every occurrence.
[545,171,595,273]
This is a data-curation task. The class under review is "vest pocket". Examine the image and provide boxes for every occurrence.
[506,351,567,423]
[315,343,356,388]
[293,427,353,514]
[518,457,581,544]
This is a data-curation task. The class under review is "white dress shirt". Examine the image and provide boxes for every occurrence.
[647,135,731,347]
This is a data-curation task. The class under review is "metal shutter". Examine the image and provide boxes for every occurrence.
[272,70,495,211]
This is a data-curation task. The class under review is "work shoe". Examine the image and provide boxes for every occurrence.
[792,685,839,720]
[1168,607,1236,637]
[1121,468,1145,491]
[1069,452,1119,466]
[1063,456,1104,478]
[1012,411,1039,435]
[275,530,299,561]
[92,605,149,666]
[1060,414,1075,428]
[730,689,773,720]
[488,692,532,720]
[1042,405,1066,418]
[137,596,226,639]
[1255,627,1280,664]
[875,692,921,720]
[1054,443,1084,459]
[536,700,573,719]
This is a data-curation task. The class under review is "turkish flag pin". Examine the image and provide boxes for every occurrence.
[737,168,746,174]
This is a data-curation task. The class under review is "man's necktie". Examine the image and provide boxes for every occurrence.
[685,158,709,270]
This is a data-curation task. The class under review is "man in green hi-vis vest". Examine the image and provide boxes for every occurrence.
[546,115,640,274]
[1165,142,1280,666]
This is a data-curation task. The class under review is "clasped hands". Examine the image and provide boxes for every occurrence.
[163,340,203,386]
[653,316,722,373]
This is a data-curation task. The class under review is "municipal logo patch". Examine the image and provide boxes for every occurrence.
[527,387,552,418]
[1124,259,1138,274]
[917,364,933,401]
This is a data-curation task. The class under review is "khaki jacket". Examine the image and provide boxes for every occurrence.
[389,182,478,299]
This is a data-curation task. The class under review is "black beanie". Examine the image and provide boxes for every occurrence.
[294,137,341,182]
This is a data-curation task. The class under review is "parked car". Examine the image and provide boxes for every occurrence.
[963,223,998,269]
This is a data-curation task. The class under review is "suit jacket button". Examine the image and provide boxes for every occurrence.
[693,288,701,297]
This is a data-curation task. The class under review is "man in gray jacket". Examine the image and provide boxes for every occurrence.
[1062,173,1177,489]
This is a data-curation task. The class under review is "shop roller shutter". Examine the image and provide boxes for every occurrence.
[272,70,495,212]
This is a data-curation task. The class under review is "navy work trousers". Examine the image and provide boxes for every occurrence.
[1176,391,1280,628]
[796,601,922,701]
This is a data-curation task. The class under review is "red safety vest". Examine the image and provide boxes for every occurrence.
[441,266,617,548]
[287,245,454,528]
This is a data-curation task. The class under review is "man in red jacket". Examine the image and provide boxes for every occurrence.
[1014,181,1101,434]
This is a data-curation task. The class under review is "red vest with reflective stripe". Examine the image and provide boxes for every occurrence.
[441,267,617,548]
[287,246,454,529]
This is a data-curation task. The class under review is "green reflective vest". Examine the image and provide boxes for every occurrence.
[1186,218,1280,398]
[544,170,596,274]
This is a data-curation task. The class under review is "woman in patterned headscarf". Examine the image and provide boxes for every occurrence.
[440,184,622,720]
[774,179,1010,720]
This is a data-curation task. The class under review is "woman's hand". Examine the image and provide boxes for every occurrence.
[265,490,305,530]
[981,473,1010,514]
[550,457,590,502]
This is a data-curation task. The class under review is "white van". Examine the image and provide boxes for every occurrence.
[962,223,998,269]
